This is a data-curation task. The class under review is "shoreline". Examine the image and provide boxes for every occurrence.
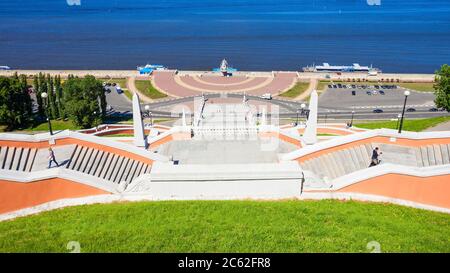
[0,69,436,82]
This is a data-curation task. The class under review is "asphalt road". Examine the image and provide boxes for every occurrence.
[104,87,448,121]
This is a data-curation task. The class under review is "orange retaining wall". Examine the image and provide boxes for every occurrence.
[297,127,355,136]
[259,132,301,147]
[296,136,450,163]
[337,173,450,209]
[0,137,154,165]
[0,178,109,214]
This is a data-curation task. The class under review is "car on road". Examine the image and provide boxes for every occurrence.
[260,93,272,100]
[333,85,337,88]
[379,90,385,95]
[116,85,123,94]
[351,85,356,89]
[429,107,439,112]
[406,108,416,112]
[328,84,332,88]
[351,90,356,96]
[373,109,383,113]
[366,91,372,95]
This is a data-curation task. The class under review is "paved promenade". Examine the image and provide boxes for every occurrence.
[0,69,435,82]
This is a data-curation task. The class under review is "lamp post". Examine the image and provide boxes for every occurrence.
[396,113,402,130]
[300,103,306,125]
[296,110,300,126]
[40,92,53,135]
[398,90,410,134]
[350,110,355,127]
[144,105,152,126]
[93,111,98,131]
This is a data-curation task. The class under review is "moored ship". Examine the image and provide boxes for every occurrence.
[303,63,381,73]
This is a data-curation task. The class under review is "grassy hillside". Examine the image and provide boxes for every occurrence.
[0,200,449,253]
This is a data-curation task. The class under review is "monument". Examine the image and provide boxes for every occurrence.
[133,93,148,148]
[303,90,318,145]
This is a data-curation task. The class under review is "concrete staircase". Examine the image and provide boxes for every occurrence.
[0,146,38,172]
[300,143,450,181]
[66,145,151,184]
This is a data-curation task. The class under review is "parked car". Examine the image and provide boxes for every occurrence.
[379,90,385,95]
[328,84,332,88]
[366,91,372,95]
[373,109,383,113]
[351,90,356,96]
[372,90,378,95]
[429,107,439,112]
[406,108,416,112]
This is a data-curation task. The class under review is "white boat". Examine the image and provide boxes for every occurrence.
[303,63,381,73]
[0,66,11,70]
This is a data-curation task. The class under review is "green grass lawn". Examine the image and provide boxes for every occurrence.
[317,80,330,91]
[0,200,448,253]
[355,116,450,132]
[135,80,167,99]
[279,82,310,98]
[11,120,80,133]
[123,89,133,100]
[396,82,435,92]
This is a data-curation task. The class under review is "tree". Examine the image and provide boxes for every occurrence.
[63,75,104,128]
[0,77,33,130]
[38,73,47,117]
[46,74,57,119]
[19,74,33,117]
[434,64,450,112]
[54,75,65,119]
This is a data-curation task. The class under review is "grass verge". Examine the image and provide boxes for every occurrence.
[0,200,448,253]
[135,80,167,99]
[396,82,435,92]
[355,116,450,132]
[279,82,310,98]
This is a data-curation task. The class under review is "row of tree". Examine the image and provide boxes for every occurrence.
[0,73,107,130]
[0,74,33,129]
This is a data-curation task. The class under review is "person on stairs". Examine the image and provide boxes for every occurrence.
[369,147,382,167]
[48,147,59,169]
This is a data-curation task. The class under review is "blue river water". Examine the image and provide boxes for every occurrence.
[0,0,449,72]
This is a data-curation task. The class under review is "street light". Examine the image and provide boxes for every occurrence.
[300,103,310,120]
[396,113,402,130]
[295,110,300,126]
[40,92,53,135]
[350,110,355,127]
[398,90,410,134]
[144,105,152,125]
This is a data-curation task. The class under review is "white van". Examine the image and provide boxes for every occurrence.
[260,93,272,100]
